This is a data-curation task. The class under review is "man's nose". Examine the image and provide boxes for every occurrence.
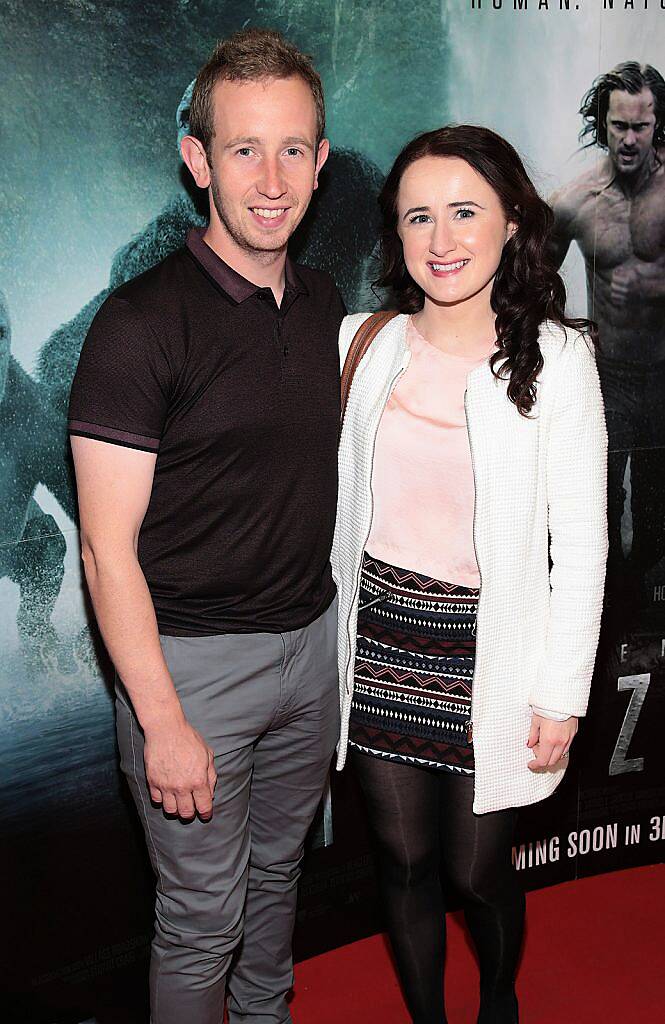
[257,157,287,199]
[623,129,637,147]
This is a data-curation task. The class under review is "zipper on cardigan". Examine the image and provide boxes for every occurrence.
[358,591,389,612]
[343,354,411,695]
[464,387,482,745]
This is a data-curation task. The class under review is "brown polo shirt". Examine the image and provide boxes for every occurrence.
[68,228,346,635]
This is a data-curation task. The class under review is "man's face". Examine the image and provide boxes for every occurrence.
[205,76,328,256]
[606,88,657,176]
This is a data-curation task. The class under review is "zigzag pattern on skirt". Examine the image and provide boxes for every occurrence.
[350,724,475,774]
[362,554,479,601]
[349,552,478,775]
[355,663,473,697]
[360,620,476,655]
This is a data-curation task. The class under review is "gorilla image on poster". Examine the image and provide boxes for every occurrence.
[11,91,382,677]
[0,288,77,669]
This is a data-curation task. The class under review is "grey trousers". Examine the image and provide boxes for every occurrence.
[116,598,339,1024]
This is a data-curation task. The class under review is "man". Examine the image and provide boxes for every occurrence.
[550,62,665,617]
[68,29,345,1024]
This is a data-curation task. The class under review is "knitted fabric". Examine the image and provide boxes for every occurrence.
[332,313,608,814]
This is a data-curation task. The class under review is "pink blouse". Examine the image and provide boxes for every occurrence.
[366,318,495,589]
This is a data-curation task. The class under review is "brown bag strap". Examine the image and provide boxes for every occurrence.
[340,310,399,424]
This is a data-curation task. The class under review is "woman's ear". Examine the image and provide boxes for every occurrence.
[505,206,520,243]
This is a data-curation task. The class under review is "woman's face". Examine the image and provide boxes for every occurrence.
[396,155,516,309]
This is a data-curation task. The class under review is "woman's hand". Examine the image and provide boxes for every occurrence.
[527,714,578,771]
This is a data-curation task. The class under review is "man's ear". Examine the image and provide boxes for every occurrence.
[181,135,212,190]
[313,138,330,191]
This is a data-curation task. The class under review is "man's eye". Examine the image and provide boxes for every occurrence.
[286,148,303,157]
[237,148,253,157]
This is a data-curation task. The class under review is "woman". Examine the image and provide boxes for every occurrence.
[332,125,607,1024]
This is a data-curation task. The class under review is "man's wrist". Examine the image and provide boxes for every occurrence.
[139,699,187,735]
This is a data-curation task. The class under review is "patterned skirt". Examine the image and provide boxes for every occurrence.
[348,552,478,774]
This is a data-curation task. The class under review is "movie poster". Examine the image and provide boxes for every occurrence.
[445,1,665,888]
[1,2,663,1021]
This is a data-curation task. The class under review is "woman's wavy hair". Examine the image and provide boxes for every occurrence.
[376,125,596,416]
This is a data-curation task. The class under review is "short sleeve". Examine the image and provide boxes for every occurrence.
[68,295,172,452]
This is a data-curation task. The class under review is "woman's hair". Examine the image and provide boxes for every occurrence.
[376,124,596,416]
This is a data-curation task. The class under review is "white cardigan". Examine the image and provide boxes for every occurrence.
[331,313,608,814]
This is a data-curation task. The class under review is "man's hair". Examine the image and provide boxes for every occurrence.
[189,28,325,160]
[579,61,665,148]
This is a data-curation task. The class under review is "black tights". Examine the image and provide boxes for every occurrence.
[352,751,525,1024]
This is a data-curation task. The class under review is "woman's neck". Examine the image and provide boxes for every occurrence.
[412,292,497,359]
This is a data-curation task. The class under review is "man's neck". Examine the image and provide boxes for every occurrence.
[203,221,287,305]
[614,149,659,199]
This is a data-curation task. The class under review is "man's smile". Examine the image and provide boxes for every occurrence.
[249,206,290,227]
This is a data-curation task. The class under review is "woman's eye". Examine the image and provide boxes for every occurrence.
[456,208,474,219]
[409,214,431,224]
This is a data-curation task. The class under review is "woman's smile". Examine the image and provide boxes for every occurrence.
[427,257,471,276]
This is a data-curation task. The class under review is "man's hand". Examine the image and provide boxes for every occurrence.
[144,717,217,820]
[611,257,665,305]
[527,714,578,772]
[610,265,639,308]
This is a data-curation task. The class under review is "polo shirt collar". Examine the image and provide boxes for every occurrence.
[186,227,308,303]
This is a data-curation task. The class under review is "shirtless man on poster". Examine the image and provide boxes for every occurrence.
[550,62,665,619]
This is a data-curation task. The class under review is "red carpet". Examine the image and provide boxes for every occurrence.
[290,864,665,1022]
